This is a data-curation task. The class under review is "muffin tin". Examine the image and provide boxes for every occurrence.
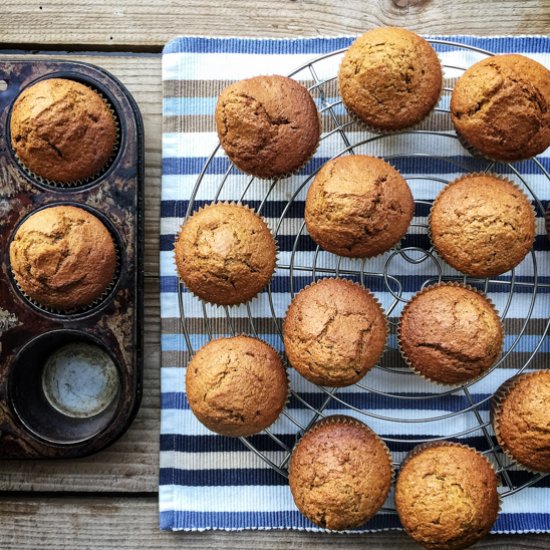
[0,60,143,457]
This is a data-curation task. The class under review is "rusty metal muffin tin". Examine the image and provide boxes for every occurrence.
[0,60,143,458]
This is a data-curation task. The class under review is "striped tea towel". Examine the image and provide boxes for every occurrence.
[160,35,550,532]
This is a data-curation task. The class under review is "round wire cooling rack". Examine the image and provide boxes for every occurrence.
[177,39,550,509]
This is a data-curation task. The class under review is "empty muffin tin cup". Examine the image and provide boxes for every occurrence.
[9,330,122,445]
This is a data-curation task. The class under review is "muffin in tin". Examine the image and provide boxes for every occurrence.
[289,415,393,530]
[9,205,117,311]
[215,75,320,179]
[338,27,442,132]
[185,335,288,437]
[451,54,550,162]
[10,78,118,184]
[305,155,414,258]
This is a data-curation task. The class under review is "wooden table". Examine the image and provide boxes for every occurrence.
[0,2,549,548]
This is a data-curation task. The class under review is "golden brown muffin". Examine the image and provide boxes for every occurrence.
[492,371,550,473]
[338,27,442,131]
[289,415,392,530]
[430,174,535,278]
[9,205,117,310]
[283,278,387,387]
[451,54,550,161]
[185,335,288,437]
[395,442,499,550]
[174,203,277,306]
[398,284,503,385]
[215,75,320,178]
[10,78,117,183]
[305,155,414,258]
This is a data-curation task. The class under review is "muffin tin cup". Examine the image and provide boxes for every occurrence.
[7,202,124,319]
[427,172,538,278]
[396,281,504,387]
[175,201,279,308]
[282,277,390,388]
[0,59,143,458]
[491,370,550,475]
[8,77,122,190]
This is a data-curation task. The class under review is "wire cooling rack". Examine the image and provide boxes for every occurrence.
[178,40,550,508]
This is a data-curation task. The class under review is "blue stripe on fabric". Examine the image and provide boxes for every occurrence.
[162,36,550,56]
[162,156,550,176]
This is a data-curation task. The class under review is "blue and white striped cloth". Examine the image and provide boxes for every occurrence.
[160,36,550,532]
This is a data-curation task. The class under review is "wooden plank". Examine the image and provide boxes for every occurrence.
[0,53,162,492]
[0,1,548,48]
[0,496,548,549]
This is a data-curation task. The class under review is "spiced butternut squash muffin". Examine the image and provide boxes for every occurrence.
[289,415,393,530]
[305,155,414,258]
[174,203,277,305]
[215,75,320,178]
[283,278,387,387]
[492,370,550,473]
[338,27,442,131]
[10,78,117,184]
[430,174,535,278]
[451,54,550,161]
[9,205,117,310]
[395,442,499,550]
[185,336,288,437]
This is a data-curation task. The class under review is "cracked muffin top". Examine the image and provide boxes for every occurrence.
[185,335,288,437]
[215,75,320,178]
[338,27,442,131]
[492,370,550,473]
[451,54,550,161]
[9,205,117,310]
[305,155,414,258]
[430,174,535,278]
[283,278,387,387]
[174,202,277,305]
[395,443,499,550]
[10,78,117,183]
[398,283,503,385]
[289,415,392,530]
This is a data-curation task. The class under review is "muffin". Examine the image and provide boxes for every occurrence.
[9,205,117,311]
[492,370,550,473]
[174,203,277,306]
[10,78,117,184]
[289,415,392,530]
[395,442,499,550]
[451,54,550,161]
[338,27,442,131]
[185,336,288,437]
[215,75,320,179]
[283,278,387,387]
[430,174,535,278]
[305,155,414,258]
[398,283,503,385]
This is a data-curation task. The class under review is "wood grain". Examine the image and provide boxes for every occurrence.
[0,1,548,49]
[0,496,548,549]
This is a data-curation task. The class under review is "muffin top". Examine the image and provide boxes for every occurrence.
[493,370,550,473]
[451,54,550,161]
[305,155,414,258]
[10,78,117,183]
[395,443,499,550]
[289,415,392,530]
[174,203,277,305]
[283,278,387,387]
[9,205,116,310]
[430,174,535,278]
[215,75,320,178]
[185,336,288,437]
[398,284,503,385]
[338,27,442,131]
